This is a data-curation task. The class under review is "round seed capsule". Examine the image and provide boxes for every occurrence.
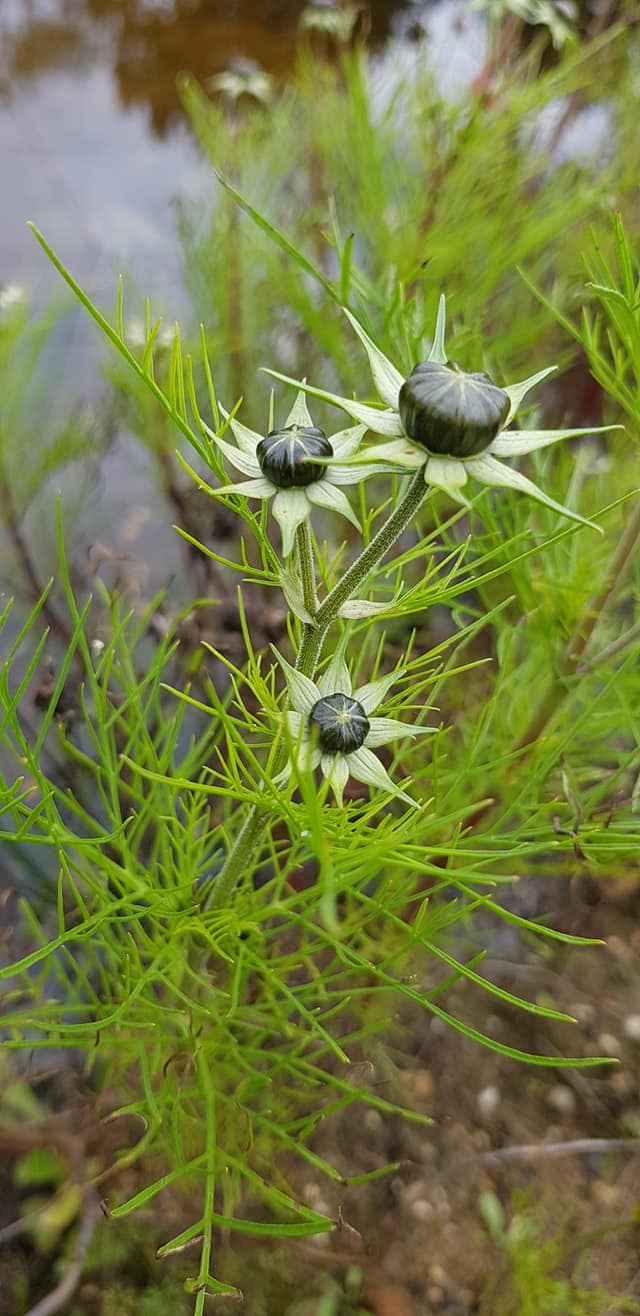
[256,425,333,489]
[309,693,370,754]
[398,360,510,459]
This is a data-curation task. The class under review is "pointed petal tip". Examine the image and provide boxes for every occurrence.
[428,293,448,365]
[467,452,604,531]
[340,307,404,408]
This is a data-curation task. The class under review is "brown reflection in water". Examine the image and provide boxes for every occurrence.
[1,0,410,136]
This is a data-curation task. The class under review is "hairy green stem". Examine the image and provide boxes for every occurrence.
[295,469,431,674]
[296,520,318,619]
[317,469,431,628]
[210,468,431,907]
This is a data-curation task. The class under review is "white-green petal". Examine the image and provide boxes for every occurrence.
[307,479,361,530]
[285,389,314,429]
[272,488,312,557]
[215,408,262,458]
[423,455,470,505]
[330,424,367,459]
[329,460,392,485]
[273,651,320,715]
[347,745,415,807]
[503,366,556,425]
[272,762,292,788]
[490,424,621,458]
[261,369,405,437]
[280,565,314,623]
[214,431,262,477]
[338,403,404,437]
[342,308,404,409]
[318,650,352,698]
[337,598,391,619]
[291,741,320,775]
[284,710,305,739]
[213,477,274,499]
[360,440,425,469]
[366,717,434,747]
[356,669,403,715]
[427,293,447,365]
[322,753,350,807]
[465,453,601,531]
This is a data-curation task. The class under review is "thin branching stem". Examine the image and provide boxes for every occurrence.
[210,469,431,906]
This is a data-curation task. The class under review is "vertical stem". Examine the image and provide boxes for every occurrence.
[296,520,318,618]
[296,470,432,676]
[316,470,431,629]
[210,470,431,907]
[295,621,328,677]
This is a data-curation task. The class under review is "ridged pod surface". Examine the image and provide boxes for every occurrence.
[398,361,510,458]
[256,425,333,488]
[309,694,370,754]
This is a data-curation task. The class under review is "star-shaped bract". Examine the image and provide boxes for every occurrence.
[264,299,618,531]
[275,649,435,808]
[205,392,382,556]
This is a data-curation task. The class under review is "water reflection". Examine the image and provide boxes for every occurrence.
[1,0,410,134]
[0,0,418,626]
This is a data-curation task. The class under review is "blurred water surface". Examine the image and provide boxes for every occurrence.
[0,0,415,304]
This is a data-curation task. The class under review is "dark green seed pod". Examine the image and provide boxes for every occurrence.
[398,361,510,459]
[256,425,333,489]
[309,693,370,755]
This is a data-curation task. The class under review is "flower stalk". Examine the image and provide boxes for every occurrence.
[296,468,432,674]
[210,468,432,906]
[296,520,318,619]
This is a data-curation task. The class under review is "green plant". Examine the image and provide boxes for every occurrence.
[2,0,640,1265]
[478,1191,640,1315]
[1,204,639,1312]
[284,1266,368,1316]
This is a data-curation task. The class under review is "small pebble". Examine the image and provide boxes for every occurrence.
[572,1001,596,1026]
[472,1128,491,1152]
[597,1032,623,1057]
[607,935,633,964]
[477,1085,501,1119]
[429,1263,448,1286]
[302,1183,331,1215]
[401,1181,429,1208]
[409,1198,435,1222]
[546,1084,576,1115]
[432,1186,452,1215]
[410,1069,434,1100]
[364,1108,384,1133]
[610,1070,634,1096]
[623,1015,640,1042]
[590,1180,620,1208]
